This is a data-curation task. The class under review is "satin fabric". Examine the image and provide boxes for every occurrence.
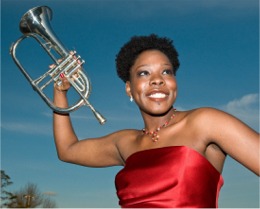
[115,146,224,208]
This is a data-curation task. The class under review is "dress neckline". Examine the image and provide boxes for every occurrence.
[124,145,223,177]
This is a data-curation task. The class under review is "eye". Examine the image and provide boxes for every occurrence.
[137,70,150,77]
[162,69,174,75]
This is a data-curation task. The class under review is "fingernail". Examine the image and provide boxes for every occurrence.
[60,73,65,78]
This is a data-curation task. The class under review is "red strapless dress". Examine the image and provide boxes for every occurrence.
[115,146,224,208]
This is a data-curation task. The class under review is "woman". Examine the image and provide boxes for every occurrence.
[53,34,259,208]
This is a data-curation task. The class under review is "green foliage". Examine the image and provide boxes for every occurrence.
[1,170,16,207]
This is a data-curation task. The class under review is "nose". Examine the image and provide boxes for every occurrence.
[149,74,165,86]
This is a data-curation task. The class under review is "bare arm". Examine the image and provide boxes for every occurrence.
[53,79,123,167]
[196,108,259,176]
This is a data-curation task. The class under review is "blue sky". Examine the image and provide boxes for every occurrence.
[1,0,259,207]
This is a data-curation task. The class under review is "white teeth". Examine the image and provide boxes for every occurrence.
[149,93,166,98]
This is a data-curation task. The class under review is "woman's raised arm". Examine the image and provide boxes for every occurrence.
[53,77,124,167]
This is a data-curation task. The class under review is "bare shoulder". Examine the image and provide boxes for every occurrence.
[111,129,141,162]
[184,107,226,117]
[112,129,140,139]
[174,107,229,146]
[179,107,259,175]
[112,129,140,146]
[180,106,257,137]
[182,107,238,125]
[175,106,258,148]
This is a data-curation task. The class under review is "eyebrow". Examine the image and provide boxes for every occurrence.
[135,63,172,70]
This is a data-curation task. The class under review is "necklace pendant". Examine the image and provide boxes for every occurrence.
[152,135,159,142]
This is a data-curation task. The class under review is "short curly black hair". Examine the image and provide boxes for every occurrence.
[116,34,180,83]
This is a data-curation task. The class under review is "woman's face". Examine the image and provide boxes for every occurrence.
[126,50,177,115]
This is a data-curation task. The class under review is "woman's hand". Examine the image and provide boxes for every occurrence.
[52,51,81,92]
[54,72,71,92]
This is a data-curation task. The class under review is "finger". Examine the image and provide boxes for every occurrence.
[59,74,68,86]
[49,63,56,68]
[59,74,70,87]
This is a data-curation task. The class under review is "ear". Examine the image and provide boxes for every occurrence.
[125,81,132,97]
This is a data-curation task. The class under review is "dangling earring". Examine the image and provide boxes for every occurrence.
[130,96,133,102]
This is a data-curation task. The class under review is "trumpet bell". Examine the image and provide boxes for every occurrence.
[19,6,52,34]
[19,6,68,58]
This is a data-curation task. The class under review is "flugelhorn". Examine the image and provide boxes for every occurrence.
[10,6,106,125]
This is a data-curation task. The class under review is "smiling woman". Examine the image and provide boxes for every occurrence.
[1,0,258,207]
[52,34,259,208]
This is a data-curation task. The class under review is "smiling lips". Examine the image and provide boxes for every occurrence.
[147,92,168,99]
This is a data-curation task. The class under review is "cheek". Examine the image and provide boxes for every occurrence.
[167,79,178,99]
[167,78,177,90]
[131,81,147,98]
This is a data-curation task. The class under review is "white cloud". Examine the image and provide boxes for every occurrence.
[1,121,52,136]
[222,93,259,131]
[225,93,259,110]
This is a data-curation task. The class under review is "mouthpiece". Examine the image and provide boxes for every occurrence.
[93,110,106,125]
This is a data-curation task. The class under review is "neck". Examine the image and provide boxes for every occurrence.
[141,107,175,131]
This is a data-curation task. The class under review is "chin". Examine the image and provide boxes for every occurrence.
[142,105,173,116]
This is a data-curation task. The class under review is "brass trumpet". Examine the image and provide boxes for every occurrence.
[10,6,106,125]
